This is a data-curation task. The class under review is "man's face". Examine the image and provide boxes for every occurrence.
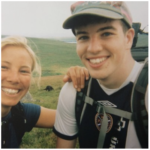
[75,20,131,84]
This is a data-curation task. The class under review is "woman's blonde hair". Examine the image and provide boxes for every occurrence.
[1,36,41,87]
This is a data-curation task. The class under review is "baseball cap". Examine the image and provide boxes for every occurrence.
[63,1,132,29]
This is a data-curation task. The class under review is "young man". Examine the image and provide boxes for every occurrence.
[53,1,147,148]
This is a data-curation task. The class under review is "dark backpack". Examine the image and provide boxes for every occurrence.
[2,102,26,148]
[131,58,148,148]
[131,23,148,62]
[75,23,148,148]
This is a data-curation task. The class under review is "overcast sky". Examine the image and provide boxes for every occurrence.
[1,1,149,39]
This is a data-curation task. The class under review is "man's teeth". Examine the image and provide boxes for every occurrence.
[90,57,106,64]
[2,88,19,94]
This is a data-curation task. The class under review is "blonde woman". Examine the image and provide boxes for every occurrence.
[1,36,88,148]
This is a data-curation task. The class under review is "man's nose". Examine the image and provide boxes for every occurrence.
[87,37,103,53]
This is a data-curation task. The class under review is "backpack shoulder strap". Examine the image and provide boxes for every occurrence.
[131,58,148,148]
[11,102,27,144]
[75,78,91,127]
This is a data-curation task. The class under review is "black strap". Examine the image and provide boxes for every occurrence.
[131,58,148,148]
[75,78,90,127]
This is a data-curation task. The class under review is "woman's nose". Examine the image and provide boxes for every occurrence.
[6,70,20,84]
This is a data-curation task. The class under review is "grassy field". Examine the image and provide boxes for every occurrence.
[27,37,82,76]
[19,37,82,148]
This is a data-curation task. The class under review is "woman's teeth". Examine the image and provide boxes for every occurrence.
[2,88,19,94]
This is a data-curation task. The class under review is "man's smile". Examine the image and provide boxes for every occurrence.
[89,57,107,64]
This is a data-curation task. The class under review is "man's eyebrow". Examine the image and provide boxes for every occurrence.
[75,26,117,35]
[75,26,116,35]
[97,26,117,32]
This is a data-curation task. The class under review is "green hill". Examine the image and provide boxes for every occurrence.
[27,37,83,76]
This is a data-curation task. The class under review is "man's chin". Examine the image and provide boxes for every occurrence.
[89,71,106,80]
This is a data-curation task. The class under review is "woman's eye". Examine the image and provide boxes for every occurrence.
[1,66,7,69]
[20,70,30,74]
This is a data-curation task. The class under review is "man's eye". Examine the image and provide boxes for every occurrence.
[102,32,112,37]
[78,36,88,40]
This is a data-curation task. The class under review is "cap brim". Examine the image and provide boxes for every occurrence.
[63,8,124,29]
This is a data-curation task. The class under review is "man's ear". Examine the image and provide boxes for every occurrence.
[125,28,135,50]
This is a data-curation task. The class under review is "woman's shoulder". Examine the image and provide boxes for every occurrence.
[20,103,41,123]
[21,102,40,111]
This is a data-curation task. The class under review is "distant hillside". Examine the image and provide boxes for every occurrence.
[26,37,82,76]
[58,37,76,43]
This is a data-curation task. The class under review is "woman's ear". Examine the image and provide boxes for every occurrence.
[125,28,135,50]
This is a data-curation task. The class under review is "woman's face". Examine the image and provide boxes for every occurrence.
[1,46,33,107]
